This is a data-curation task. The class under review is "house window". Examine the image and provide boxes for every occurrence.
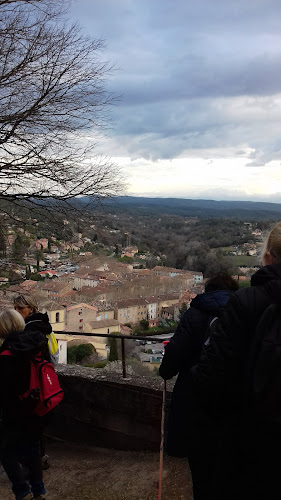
[55,312,60,323]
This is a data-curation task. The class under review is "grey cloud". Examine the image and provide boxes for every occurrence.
[102,93,281,163]
[71,0,281,164]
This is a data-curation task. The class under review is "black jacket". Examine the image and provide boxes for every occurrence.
[159,289,233,380]
[159,290,233,458]
[25,312,52,362]
[0,329,47,429]
[189,264,281,499]
[25,312,52,337]
[190,264,281,396]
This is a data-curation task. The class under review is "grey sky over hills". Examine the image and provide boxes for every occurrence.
[70,0,281,201]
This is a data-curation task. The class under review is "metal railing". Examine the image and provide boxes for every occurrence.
[53,330,171,379]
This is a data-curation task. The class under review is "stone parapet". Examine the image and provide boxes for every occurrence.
[51,365,173,451]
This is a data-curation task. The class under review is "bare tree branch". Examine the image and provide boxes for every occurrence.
[0,0,125,220]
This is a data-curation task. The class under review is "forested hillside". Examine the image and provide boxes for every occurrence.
[98,196,281,220]
[0,196,275,276]
[90,213,265,274]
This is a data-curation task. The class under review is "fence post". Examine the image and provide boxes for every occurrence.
[121,337,126,378]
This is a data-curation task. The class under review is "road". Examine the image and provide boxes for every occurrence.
[134,333,173,363]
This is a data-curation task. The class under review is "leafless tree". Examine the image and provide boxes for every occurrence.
[0,0,125,218]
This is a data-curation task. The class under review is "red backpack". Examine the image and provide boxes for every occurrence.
[0,350,64,416]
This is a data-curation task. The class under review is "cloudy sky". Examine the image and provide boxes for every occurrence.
[70,0,281,202]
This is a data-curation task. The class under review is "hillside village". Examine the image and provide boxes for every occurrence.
[0,253,204,360]
[0,216,264,365]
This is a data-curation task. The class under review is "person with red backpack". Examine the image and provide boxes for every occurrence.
[13,294,60,470]
[0,309,51,500]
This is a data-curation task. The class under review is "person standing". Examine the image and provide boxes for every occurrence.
[190,221,281,499]
[13,294,59,365]
[13,294,59,470]
[159,272,239,500]
[0,309,47,500]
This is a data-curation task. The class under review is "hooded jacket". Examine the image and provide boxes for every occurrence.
[187,267,281,499]
[25,312,52,362]
[190,263,281,396]
[25,312,52,337]
[159,289,233,381]
[159,289,234,459]
[0,329,47,429]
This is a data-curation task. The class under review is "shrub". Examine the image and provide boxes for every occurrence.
[153,366,160,376]
[140,319,149,330]
[108,337,118,362]
[93,360,108,368]
[75,343,94,362]
[84,361,107,368]
[67,343,95,364]
[67,345,77,364]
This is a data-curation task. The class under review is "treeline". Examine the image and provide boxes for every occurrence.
[87,214,270,275]
[0,198,275,277]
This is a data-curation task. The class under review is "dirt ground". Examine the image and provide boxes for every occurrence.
[0,439,193,500]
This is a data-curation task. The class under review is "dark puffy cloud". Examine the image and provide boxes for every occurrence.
[71,0,281,165]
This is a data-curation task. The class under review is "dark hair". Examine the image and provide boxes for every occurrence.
[205,272,239,293]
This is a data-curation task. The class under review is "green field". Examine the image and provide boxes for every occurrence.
[228,255,259,267]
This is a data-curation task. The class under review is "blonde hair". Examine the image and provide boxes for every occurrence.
[264,222,281,263]
[0,309,25,338]
[13,294,38,313]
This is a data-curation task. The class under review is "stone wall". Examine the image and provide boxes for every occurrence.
[50,365,171,451]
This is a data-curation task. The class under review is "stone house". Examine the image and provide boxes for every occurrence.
[6,280,38,298]
[114,298,148,325]
[40,300,66,332]
[39,281,72,300]
[84,318,121,335]
[73,273,100,290]
[121,246,138,258]
[65,303,98,332]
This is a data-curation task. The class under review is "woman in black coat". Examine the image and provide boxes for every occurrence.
[159,272,238,500]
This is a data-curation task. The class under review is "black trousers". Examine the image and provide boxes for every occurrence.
[1,427,45,500]
[215,425,281,500]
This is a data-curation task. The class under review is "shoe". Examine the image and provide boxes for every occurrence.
[32,495,46,500]
[41,454,50,470]
[21,494,33,500]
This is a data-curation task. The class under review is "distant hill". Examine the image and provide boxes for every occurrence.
[93,196,281,220]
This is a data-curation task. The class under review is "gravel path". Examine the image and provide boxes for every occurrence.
[0,439,193,500]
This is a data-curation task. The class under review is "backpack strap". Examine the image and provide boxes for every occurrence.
[204,315,219,346]
[0,349,13,356]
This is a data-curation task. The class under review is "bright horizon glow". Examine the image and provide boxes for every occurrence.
[113,156,281,202]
